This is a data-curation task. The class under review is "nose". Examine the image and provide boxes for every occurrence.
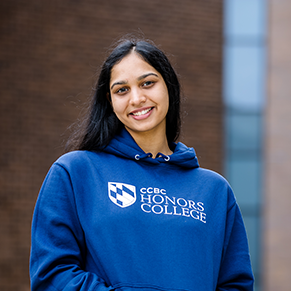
[129,88,146,106]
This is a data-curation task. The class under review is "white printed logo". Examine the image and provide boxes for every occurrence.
[108,182,136,208]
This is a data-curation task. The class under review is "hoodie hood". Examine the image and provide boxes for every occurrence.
[103,128,199,169]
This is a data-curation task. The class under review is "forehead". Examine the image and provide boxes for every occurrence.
[110,53,159,82]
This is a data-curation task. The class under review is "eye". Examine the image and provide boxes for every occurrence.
[142,80,155,88]
[116,87,128,94]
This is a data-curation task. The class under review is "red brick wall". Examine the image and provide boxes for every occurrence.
[0,1,223,289]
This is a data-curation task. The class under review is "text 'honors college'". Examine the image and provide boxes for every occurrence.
[108,183,206,223]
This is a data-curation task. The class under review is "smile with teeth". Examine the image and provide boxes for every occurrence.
[131,107,153,116]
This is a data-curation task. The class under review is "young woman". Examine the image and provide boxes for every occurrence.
[30,37,254,291]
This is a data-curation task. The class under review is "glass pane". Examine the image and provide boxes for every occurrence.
[243,216,260,276]
[225,112,262,151]
[224,0,266,38]
[224,45,265,110]
[225,158,261,206]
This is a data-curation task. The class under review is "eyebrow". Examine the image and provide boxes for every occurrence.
[110,73,159,90]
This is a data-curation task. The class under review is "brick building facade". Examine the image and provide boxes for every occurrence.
[264,0,291,290]
[0,1,223,290]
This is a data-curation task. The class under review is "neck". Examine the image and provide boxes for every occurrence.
[125,128,172,158]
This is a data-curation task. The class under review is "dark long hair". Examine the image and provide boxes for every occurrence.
[66,36,181,152]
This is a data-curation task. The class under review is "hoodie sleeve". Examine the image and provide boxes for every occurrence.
[30,163,112,291]
[216,188,254,291]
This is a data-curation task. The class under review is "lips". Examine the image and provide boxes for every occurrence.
[130,107,154,120]
[131,107,153,116]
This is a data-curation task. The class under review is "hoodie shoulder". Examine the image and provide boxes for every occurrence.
[54,151,97,171]
[197,166,230,185]
[195,166,237,205]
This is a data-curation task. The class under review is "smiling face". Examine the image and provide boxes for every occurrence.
[109,52,169,140]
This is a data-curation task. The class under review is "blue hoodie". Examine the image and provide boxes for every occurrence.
[30,128,254,291]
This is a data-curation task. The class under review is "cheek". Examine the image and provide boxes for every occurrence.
[162,91,170,112]
[111,99,125,116]
[110,96,118,112]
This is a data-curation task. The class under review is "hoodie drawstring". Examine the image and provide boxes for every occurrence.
[135,153,170,161]
[156,152,170,161]
[135,153,153,160]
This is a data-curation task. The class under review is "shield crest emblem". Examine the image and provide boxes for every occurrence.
[108,182,136,208]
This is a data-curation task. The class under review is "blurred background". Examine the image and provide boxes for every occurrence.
[0,0,290,290]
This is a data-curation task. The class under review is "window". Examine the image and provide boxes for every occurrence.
[223,1,267,290]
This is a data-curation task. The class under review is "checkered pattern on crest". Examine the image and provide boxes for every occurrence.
[108,182,136,208]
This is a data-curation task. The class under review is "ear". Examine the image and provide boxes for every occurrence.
[106,92,112,104]
[107,92,114,112]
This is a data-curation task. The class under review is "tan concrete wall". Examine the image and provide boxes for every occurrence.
[264,0,291,290]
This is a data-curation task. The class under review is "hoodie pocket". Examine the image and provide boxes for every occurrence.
[112,283,190,291]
